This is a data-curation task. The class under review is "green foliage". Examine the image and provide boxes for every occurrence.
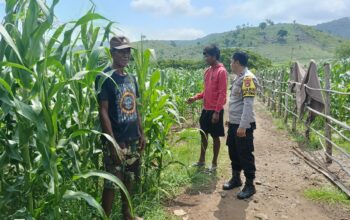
[336,42,350,58]
[277,29,288,39]
[304,186,350,206]
[136,23,349,63]
[157,59,206,70]
[0,1,206,217]
[258,60,350,154]
[266,19,275,26]
[315,17,350,39]
[221,48,273,70]
[0,1,125,219]
[259,22,267,30]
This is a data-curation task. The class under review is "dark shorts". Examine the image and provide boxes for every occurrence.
[199,109,225,137]
[103,140,140,189]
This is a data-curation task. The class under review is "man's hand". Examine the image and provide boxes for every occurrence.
[139,134,146,151]
[211,112,220,124]
[187,97,195,104]
[237,127,246,137]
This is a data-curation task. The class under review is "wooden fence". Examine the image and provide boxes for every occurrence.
[257,62,350,197]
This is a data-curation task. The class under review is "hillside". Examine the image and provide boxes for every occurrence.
[315,17,350,39]
[133,23,349,63]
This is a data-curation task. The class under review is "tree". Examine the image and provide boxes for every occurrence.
[259,22,267,31]
[220,48,272,70]
[170,41,177,47]
[266,19,274,26]
[277,29,288,40]
[336,42,350,59]
[224,38,230,47]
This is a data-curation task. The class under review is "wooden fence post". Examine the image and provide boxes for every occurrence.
[305,113,311,141]
[292,95,297,132]
[324,63,332,164]
[261,75,266,103]
[284,92,289,124]
[271,79,276,112]
[267,79,271,107]
[278,71,283,116]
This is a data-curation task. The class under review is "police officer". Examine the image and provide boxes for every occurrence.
[223,51,259,200]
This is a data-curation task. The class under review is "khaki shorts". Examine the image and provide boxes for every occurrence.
[103,140,140,189]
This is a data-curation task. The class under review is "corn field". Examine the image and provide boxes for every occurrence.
[0,1,204,219]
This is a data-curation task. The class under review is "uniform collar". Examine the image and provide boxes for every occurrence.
[238,67,248,77]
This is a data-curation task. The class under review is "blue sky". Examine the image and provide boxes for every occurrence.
[1,0,350,41]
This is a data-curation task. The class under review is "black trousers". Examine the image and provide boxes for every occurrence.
[226,123,256,180]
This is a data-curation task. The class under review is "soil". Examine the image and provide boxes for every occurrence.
[167,101,350,220]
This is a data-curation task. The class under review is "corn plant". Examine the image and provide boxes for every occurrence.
[161,68,203,123]
[132,48,182,194]
[0,1,217,219]
[0,0,132,219]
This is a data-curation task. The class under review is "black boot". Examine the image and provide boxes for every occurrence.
[237,178,256,200]
[223,171,242,190]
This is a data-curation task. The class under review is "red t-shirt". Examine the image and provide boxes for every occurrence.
[194,63,228,112]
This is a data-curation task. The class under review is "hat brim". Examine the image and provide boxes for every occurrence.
[113,45,134,50]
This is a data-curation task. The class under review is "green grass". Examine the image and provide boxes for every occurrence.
[333,137,350,154]
[268,109,350,154]
[125,128,229,219]
[260,103,324,151]
[304,186,350,207]
[256,100,350,211]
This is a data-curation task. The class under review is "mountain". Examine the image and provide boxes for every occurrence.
[315,17,350,39]
[133,22,350,63]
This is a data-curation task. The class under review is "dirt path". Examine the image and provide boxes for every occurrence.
[168,101,350,220]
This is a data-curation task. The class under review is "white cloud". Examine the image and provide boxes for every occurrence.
[147,27,206,40]
[130,0,213,16]
[113,25,141,42]
[225,0,349,24]
[114,25,205,41]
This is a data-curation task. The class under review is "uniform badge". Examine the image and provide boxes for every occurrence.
[242,76,256,97]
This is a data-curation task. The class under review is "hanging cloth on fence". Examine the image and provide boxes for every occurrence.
[302,61,325,117]
[290,62,306,115]
[290,61,325,121]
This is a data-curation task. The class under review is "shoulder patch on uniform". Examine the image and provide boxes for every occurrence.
[242,76,256,97]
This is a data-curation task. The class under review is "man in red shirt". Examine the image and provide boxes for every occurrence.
[187,45,228,172]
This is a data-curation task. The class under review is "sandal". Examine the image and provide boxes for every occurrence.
[207,165,217,173]
[191,162,205,168]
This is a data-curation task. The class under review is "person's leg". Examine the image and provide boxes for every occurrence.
[102,188,115,217]
[198,131,209,164]
[102,148,123,217]
[223,125,243,190]
[121,173,133,220]
[238,133,256,180]
[211,110,225,167]
[102,168,124,216]
[236,131,256,199]
[212,136,220,167]
[122,141,142,220]
[197,110,209,165]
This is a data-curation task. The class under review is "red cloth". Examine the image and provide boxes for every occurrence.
[194,63,228,112]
